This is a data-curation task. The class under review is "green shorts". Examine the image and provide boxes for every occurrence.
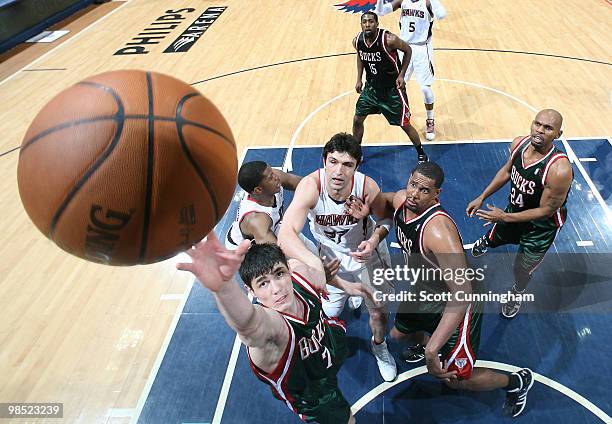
[355,82,411,126]
[487,205,562,276]
[395,300,483,379]
[297,374,351,423]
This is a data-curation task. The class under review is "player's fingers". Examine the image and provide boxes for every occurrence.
[176,262,194,273]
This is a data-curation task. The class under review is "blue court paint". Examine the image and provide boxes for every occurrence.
[139,141,611,424]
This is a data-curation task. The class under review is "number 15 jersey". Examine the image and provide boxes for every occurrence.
[308,169,372,254]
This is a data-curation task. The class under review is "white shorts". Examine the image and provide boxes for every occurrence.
[400,42,434,87]
[318,240,394,318]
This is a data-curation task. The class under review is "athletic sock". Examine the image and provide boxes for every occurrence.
[505,373,522,392]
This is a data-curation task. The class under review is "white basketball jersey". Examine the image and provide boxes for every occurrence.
[308,169,374,254]
[399,0,433,44]
[226,189,284,247]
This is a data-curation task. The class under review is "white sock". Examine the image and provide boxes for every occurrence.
[426,110,434,120]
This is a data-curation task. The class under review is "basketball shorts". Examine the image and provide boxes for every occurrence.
[295,374,351,423]
[486,204,564,277]
[355,83,411,126]
[399,42,435,87]
[318,240,394,317]
[394,300,483,380]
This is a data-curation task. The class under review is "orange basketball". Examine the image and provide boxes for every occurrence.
[17,70,237,265]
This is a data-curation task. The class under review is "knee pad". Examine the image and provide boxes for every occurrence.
[421,85,435,104]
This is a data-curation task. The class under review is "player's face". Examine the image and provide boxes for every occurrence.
[257,166,281,195]
[324,151,358,192]
[530,111,562,149]
[404,172,440,213]
[361,15,378,37]
[249,263,294,313]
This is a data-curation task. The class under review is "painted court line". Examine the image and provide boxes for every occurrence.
[351,361,612,423]
[282,90,353,172]
[579,158,597,162]
[160,293,184,301]
[132,147,250,424]
[577,240,594,247]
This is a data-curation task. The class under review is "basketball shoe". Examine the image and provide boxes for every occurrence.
[503,368,534,417]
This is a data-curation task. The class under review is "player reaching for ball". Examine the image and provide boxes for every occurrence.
[177,234,358,423]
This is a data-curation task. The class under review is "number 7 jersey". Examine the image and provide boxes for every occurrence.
[308,169,372,254]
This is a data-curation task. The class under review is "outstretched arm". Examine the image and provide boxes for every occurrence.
[476,158,572,224]
[427,0,447,19]
[466,136,523,216]
[275,169,302,191]
[176,233,286,348]
[277,175,324,275]
[375,0,402,16]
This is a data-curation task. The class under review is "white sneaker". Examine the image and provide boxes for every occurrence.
[348,296,363,310]
[425,119,435,141]
[371,338,397,382]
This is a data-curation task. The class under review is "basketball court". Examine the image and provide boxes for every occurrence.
[0,1,611,423]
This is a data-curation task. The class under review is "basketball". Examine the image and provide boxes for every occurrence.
[17,70,237,266]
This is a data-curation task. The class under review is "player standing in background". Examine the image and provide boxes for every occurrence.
[467,109,572,318]
[375,0,447,141]
[353,11,428,163]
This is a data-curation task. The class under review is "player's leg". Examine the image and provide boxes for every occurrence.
[502,224,558,318]
[359,242,397,381]
[414,43,436,140]
[380,86,428,162]
[440,301,534,417]
[353,83,380,144]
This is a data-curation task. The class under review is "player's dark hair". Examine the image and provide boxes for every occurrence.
[411,161,445,188]
[362,11,378,22]
[322,132,362,165]
[239,243,289,288]
[237,161,268,193]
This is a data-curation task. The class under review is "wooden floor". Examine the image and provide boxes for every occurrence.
[0,1,610,423]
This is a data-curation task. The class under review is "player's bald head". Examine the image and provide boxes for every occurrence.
[536,109,563,131]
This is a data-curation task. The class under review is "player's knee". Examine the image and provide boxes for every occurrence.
[421,85,435,104]
[353,115,366,125]
[368,307,386,322]
[444,379,463,390]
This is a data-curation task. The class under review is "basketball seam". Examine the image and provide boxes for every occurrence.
[175,92,220,222]
[49,81,125,242]
[138,73,155,263]
[20,114,235,155]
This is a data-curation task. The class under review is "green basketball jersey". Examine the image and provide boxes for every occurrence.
[356,28,402,90]
[247,272,348,419]
[508,136,571,229]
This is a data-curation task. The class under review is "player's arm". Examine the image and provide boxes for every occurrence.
[466,136,522,216]
[354,36,364,94]
[273,168,302,191]
[349,177,389,262]
[277,174,323,274]
[385,33,411,86]
[375,0,402,15]
[422,217,470,378]
[426,0,448,19]
[176,233,287,349]
[240,212,277,244]
[478,158,572,224]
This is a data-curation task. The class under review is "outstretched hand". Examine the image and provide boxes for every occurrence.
[349,239,375,263]
[345,194,371,220]
[475,204,505,225]
[466,197,483,217]
[176,232,251,292]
